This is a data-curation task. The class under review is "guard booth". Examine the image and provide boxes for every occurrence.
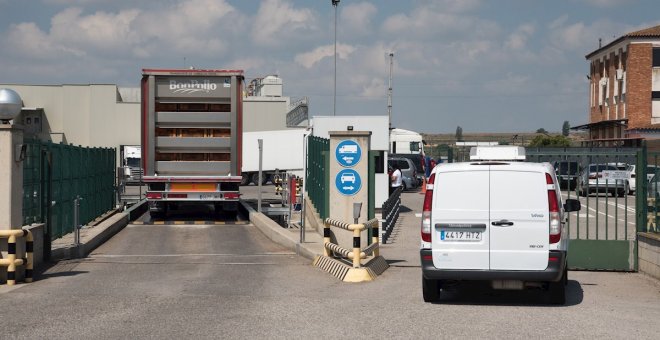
[328,131,372,248]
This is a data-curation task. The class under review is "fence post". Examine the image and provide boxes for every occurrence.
[636,142,648,233]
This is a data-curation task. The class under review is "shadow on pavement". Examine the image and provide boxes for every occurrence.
[430,279,584,307]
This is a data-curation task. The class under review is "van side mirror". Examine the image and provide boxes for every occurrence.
[564,198,581,212]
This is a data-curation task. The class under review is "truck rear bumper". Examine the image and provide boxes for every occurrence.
[420,249,566,282]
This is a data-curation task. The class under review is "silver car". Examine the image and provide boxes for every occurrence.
[388,157,420,190]
[576,164,628,197]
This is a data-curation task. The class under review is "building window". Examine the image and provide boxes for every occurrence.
[653,48,660,67]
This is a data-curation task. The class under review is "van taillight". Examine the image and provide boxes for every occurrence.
[546,173,561,244]
[421,173,435,243]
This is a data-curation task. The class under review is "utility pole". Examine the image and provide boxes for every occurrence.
[388,52,394,130]
[332,0,340,116]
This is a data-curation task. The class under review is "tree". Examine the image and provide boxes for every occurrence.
[455,126,463,141]
[528,134,571,147]
[536,128,548,134]
[562,121,570,136]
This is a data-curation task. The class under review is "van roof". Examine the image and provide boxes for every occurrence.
[435,161,553,174]
[469,146,526,161]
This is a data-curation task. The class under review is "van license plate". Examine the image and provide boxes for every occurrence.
[440,231,482,241]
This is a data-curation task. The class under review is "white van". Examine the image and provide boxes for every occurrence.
[420,146,581,304]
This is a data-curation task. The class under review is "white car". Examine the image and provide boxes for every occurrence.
[420,146,581,304]
[627,164,659,194]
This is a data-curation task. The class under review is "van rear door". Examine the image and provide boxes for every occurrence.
[432,166,490,270]
[489,168,549,271]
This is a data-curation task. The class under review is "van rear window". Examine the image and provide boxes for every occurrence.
[434,171,489,211]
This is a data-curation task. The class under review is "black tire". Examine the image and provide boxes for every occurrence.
[251,173,269,185]
[617,189,625,198]
[240,173,250,186]
[422,276,440,302]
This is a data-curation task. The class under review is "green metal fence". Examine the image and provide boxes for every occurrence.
[23,139,116,240]
[527,147,639,271]
[643,144,660,234]
[306,136,330,220]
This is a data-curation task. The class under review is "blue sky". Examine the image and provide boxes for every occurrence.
[1,0,659,133]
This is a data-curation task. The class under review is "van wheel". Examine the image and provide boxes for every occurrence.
[547,271,566,305]
[617,189,625,198]
[422,276,440,302]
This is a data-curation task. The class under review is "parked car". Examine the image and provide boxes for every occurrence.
[420,146,581,304]
[390,153,425,183]
[627,164,659,194]
[553,161,579,189]
[607,162,633,194]
[576,164,628,197]
[388,157,420,190]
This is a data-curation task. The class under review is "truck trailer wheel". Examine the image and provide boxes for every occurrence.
[251,173,269,185]
[240,173,250,186]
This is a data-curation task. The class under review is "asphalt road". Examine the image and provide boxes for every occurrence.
[0,189,658,339]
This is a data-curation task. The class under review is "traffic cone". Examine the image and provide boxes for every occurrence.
[420,177,427,194]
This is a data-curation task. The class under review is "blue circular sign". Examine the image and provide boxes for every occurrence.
[335,169,362,196]
[335,140,361,167]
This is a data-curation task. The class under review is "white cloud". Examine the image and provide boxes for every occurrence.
[294,43,356,69]
[506,24,535,50]
[381,4,499,40]
[340,2,377,36]
[5,0,242,61]
[251,0,317,46]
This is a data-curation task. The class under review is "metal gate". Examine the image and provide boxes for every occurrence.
[23,139,116,243]
[306,136,330,220]
[527,147,640,271]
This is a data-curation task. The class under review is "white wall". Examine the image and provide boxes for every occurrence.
[1,84,141,166]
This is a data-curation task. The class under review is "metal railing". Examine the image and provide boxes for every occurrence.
[381,186,402,244]
[23,139,116,240]
[306,136,329,219]
[0,229,34,285]
[323,218,380,268]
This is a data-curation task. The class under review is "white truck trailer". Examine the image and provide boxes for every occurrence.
[241,129,307,185]
[141,69,244,217]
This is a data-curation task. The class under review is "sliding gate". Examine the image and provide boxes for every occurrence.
[527,147,640,271]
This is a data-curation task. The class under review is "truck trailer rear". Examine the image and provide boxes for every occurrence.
[141,69,244,217]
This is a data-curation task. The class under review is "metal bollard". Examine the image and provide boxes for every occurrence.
[323,223,331,257]
[74,196,82,246]
[25,231,33,283]
[7,234,17,286]
[372,223,379,257]
[352,228,361,268]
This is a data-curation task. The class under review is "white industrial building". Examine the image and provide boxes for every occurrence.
[1,76,389,208]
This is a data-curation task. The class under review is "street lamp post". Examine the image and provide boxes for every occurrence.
[332,0,339,116]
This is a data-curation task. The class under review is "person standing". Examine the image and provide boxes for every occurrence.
[390,163,402,196]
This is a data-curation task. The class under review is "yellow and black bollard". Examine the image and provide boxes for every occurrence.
[25,230,33,283]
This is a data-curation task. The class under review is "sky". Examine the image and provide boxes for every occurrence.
[1,0,659,133]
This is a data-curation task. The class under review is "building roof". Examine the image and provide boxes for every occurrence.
[626,123,660,132]
[585,24,660,59]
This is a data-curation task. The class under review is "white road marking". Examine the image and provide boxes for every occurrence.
[415,213,422,217]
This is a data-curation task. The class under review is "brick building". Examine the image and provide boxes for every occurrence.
[577,24,660,146]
